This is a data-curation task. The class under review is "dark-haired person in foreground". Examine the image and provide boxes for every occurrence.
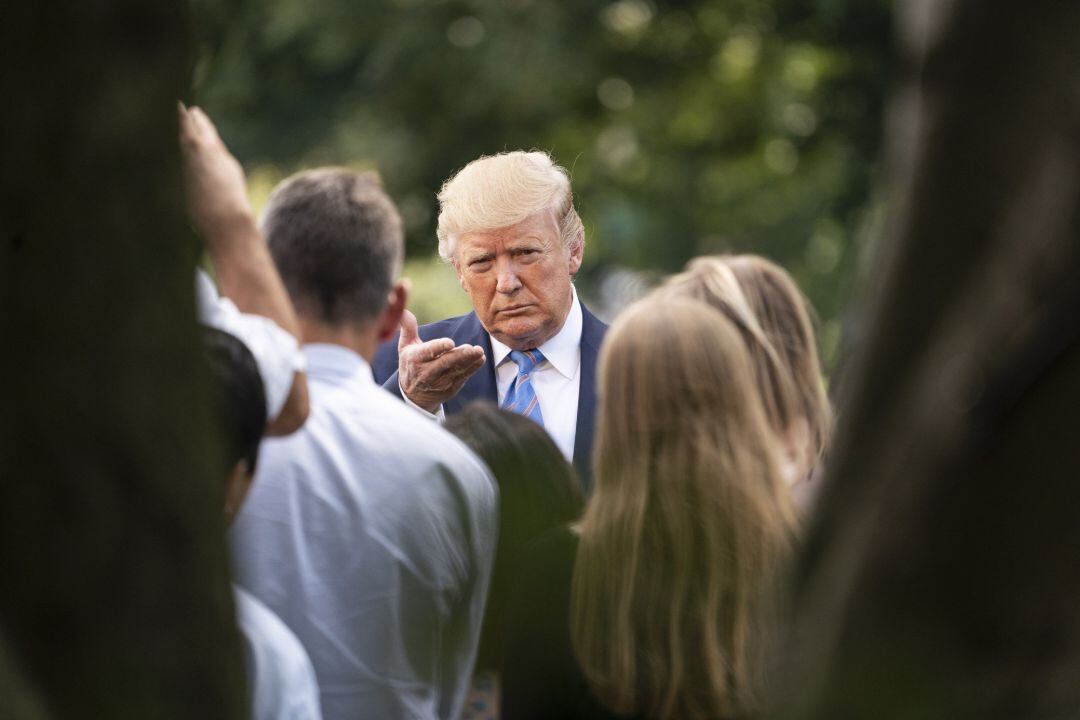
[229,169,498,720]
[201,327,321,720]
[445,403,585,720]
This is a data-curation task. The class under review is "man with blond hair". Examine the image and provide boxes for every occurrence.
[372,151,608,488]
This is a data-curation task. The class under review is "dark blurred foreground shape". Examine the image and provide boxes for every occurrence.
[0,2,247,718]
[773,1,1080,718]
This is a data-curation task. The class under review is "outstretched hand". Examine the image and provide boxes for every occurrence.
[397,310,486,413]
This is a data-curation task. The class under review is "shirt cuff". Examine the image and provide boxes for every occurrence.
[400,385,446,423]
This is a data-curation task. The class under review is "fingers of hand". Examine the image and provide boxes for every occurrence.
[425,345,485,383]
[179,107,227,160]
[398,309,420,348]
[412,338,458,363]
[407,344,484,392]
[178,107,198,148]
[439,352,487,397]
[452,351,487,387]
[436,345,484,373]
[463,349,487,375]
[189,107,221,143]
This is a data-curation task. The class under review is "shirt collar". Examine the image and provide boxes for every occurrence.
[489,285,583,379]
[302,343,374,386]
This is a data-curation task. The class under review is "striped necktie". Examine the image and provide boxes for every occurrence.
[501,349,545,426]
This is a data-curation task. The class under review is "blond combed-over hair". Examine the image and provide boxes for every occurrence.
[571,297,798,720]
[435,151,584,261]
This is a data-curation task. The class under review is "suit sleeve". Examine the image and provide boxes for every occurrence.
[381,371,405,399]
[371,331,403,385]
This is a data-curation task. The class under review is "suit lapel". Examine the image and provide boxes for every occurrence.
[443,304,607,493]
[444,312,498,414]
[573,304,608,492]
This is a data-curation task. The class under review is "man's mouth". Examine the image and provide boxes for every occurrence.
[498,304,533,315]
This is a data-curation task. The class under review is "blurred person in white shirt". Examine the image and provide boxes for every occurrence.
[201,326,321,720]
[229,168,498,720]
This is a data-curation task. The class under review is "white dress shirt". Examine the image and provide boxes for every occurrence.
[405,287,583,462]
[234,585,322,720]
[230,344,498,720]
[488,288,582,461]
[195,269,306,421]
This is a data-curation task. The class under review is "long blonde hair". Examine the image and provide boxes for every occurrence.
[571,297,798,720]
[721,255,832,467]
[657,259,800,454]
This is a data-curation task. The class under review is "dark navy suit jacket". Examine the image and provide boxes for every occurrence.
[371,304,608,491]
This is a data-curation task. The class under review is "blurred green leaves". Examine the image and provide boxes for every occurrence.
[193,0,891,364]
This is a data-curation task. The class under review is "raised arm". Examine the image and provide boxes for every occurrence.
[180,105,309,435]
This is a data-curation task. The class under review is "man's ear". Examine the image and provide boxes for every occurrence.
[376,280,408,342]
[567,232,584,277]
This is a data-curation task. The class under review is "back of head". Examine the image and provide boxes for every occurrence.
[201,326,267,479]
[435,151,583,261]
[444,402,584,670]
[657,257,800,452]
[722,255,832,464]
[572,297,797,720]
[261,168,404,327]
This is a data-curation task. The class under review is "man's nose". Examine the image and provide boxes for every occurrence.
[495,258,522,294]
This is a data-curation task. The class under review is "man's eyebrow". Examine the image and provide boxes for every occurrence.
[509,236,545,246]
[467,251,495,263]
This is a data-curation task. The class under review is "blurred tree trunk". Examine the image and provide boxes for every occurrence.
[773,1,1080,718]
[0,633,49,720]
[0,2,246,717]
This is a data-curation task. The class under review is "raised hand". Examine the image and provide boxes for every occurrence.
[397,310,486,413]
[179,103,309,435]
[178,104,254,244]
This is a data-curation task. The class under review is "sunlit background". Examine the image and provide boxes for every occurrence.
[192,0,892,371]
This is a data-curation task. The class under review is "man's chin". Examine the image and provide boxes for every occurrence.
[488,320,549,351]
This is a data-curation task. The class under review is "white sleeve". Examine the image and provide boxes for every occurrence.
[195,269,305,421]
[400,383,446,422]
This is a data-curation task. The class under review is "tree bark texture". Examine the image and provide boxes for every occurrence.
[773,1,1080,718]
[1,2,247,717]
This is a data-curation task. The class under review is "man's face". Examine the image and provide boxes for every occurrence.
[453,209,583,351]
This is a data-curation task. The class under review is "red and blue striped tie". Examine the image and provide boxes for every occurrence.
[501,349,545,426]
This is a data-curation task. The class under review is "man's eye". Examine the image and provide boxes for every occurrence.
[470,260,493,270]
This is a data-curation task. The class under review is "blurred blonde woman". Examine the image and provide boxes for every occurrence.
[656,259,806,483]
[501,297,798,720]
[721,255,831,475]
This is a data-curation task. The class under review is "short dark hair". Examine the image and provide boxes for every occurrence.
[201,327,266,477]
[261,168,404,326]
[444,402,584,670]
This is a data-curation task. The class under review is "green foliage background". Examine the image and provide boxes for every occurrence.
[192,0,892,367]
